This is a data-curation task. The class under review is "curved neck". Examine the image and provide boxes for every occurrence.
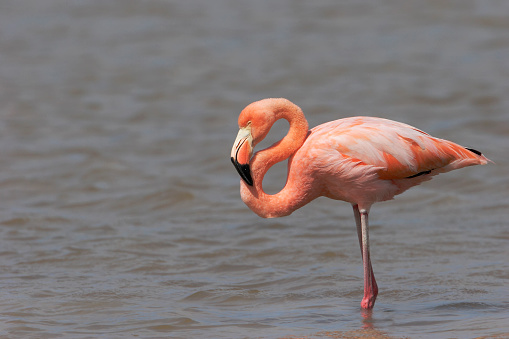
[240,99,312,218]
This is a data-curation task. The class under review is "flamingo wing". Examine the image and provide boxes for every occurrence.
[311,117,487,180]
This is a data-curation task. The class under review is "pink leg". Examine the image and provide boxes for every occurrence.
[352,204,378,309]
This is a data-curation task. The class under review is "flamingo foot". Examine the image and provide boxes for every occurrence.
[361,294,377,309]
[361,274,378,309]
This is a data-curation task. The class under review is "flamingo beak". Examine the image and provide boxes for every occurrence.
[231,127,253,186]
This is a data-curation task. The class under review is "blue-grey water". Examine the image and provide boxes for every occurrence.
[0,1,508,338]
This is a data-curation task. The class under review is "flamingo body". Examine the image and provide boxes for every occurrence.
[293,116,486,210]
[230,98,489,309]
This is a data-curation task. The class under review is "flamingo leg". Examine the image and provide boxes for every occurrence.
[352,204,378,309]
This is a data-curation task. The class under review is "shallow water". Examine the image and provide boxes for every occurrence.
[0,1,508,338]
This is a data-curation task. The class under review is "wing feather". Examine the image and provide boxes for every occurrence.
[310,117,485,180]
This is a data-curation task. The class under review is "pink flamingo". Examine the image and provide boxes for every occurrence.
[230,98,490,309]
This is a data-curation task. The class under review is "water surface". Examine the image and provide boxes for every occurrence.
[0,1,508,338]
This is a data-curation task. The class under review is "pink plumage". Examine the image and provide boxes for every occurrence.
[231,98,489,309]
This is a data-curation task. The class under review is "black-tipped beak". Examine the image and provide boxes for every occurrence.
[231,157,253,186]
[231,127,254,186]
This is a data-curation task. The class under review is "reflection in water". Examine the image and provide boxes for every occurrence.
[315,328,403,339]
[306,310,406,339]
[360,308,374,330]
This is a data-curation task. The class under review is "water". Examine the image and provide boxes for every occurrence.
[0,1,508,338]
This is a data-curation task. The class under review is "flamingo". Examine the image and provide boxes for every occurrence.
[230,98,490,309]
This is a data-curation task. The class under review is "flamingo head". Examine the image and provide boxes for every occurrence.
[231,123,253,186]
[230,99,285,186]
